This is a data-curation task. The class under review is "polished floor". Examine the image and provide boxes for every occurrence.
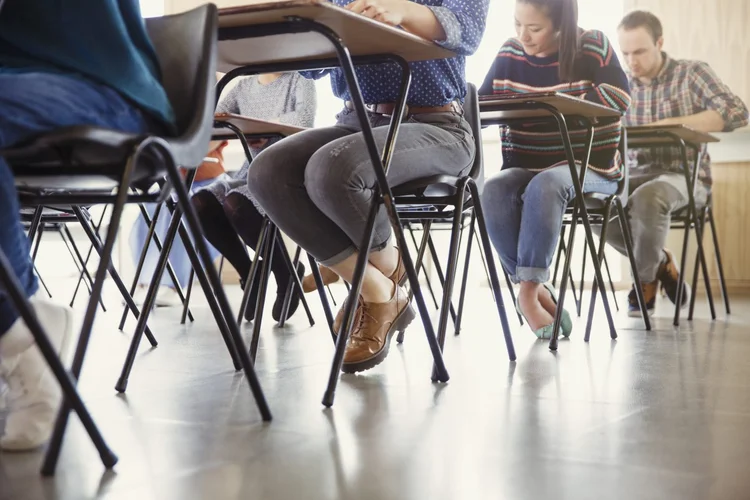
[1,278,749,500]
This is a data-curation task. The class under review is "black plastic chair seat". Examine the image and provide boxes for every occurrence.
[4,126,164,191]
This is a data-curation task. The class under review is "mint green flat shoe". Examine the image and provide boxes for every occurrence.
[515,298,563,340]
[542,283,572,338]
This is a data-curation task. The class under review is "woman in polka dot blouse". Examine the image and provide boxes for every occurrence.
[247,0,489,374]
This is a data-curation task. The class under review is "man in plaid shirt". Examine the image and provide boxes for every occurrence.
[601,10,748,317]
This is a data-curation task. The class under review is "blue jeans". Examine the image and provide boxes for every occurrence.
[129,178,219,289]
[0,72,151,335]
[482,164,618,284]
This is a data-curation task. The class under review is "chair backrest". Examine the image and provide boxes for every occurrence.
[145,4,217,168]
[463,83,485,195]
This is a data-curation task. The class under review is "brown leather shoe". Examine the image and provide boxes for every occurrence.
[657,248,689,307]
[301,265,340,294]
[341,286,415,373]
[332,248,407,333]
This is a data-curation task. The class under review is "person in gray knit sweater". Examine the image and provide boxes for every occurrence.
[192,72,316,322]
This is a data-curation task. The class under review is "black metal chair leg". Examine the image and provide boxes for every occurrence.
[427,234,458,324]
[688,207,706,320]
[118,202,163,330]
[584,201,613,341]
[116,202,243,393]
[238,219,270,325]
[72,208,158,347]
[616,200,651,330]
[70,206,107,308]
[0,249,118,476]
[556,233,580,317]
[695,208,716,321]
[577,241,587,317]
[602,251,619,312]
[181,268,195,325]
[398,219,439,345]
[165,158,271,421]
[469,180,516,361]
[33,263,53,299]
[504,268,523,326]
[61,225,105,312]
[430,185,467,380]
[31,222,44,264]
[454,209,476,336]
[708,205,730,314]
[407,223,439,310]
[309,252,336,339]
[674,210,691,326]
[120,201,194,330]
[550,116,616,350]
[42,157,139,476]
[249,224,277,362]
[26,206,44,245]
[277,242,315,328]
[552,225,566,287]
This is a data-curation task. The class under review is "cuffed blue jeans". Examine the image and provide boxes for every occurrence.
[0,72,151,335]
[483,164,618,284]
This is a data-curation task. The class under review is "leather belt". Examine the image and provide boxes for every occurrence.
[344,101,460,116]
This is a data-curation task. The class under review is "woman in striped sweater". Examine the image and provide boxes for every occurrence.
[478,0,631,339]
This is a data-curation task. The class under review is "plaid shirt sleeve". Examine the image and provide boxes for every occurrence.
[689,61,749,132]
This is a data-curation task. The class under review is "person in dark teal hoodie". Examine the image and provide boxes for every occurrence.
[0,0,174,451]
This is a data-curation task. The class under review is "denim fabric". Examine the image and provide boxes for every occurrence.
[0,72,151,334]
[483,164,618,284]
[129,178,220,289]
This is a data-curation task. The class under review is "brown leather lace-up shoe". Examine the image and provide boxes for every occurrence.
[301,265,340,294]
[333,247,407,334]
[341,286,415,373]
[657,248,689,307]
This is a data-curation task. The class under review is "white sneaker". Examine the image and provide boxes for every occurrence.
[126,285,181,308]
[155,286,182,307]
[0,292,74,451]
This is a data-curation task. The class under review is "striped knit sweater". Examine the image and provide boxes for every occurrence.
[478,30,631,180]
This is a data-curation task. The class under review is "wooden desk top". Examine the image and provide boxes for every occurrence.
[217,0,455,72]
[625,124,720,146]
[212,113,307,140]
[479,92,622,121]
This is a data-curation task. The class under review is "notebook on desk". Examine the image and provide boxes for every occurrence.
[478,92,559,102]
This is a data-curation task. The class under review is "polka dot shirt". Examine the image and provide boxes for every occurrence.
[304,0,489,106]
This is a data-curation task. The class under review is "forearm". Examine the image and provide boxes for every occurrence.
[401,1,446,42]
[657,110,726,133]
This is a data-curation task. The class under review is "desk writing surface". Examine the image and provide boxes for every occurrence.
[212,113,307,139]
[625,124,720,146]
[217,0,455,72]
[479,93,622,121]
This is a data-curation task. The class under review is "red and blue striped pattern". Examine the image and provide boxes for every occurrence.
[479,30,631,179]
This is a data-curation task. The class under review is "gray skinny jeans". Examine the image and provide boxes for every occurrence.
[246,107,475,267]
[596,172,709,282]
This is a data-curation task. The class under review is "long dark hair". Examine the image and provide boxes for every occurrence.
[519,0,580,82]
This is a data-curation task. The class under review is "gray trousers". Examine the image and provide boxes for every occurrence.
[246,107,474,267]
[597,173,709,282]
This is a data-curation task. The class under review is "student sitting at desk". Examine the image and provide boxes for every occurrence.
[478,0,631,339]
[607,11,748,316]
[248,0,488,373]
[191,72,316,322]
[0,0,173,450]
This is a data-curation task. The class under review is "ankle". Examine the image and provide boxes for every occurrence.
[360,275,395,304]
